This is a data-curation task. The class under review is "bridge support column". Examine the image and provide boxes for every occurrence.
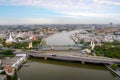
[51,47,55,53]
[44,57,47,60]
[81,61,85,64]
[69,47,72,52]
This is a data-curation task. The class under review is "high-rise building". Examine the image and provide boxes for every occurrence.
[109,22,113,27]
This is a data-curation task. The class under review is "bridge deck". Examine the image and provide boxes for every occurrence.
[28,52,120,64]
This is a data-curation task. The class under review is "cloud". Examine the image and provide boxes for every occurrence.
[61,12,112,18]
[0,0,91,10]
[0,0,120,24]
[93,0,120,5]
[1,0,115,14]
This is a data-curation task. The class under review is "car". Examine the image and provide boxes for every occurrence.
[52,54,56,57]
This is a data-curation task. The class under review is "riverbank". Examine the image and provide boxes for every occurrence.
[0,54,28,80]
[105,64,120,77]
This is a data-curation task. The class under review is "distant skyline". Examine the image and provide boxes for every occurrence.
[0,0,120,25]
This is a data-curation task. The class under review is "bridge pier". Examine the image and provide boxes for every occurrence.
[81,61,85,64]
[44,57,47,60]
[69,47,73,51]
[51,47,55,53]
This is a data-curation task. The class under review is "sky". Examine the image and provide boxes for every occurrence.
[0,0,120,25]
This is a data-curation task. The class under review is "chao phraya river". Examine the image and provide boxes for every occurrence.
[18,30,120,80]
[17,59,120,80]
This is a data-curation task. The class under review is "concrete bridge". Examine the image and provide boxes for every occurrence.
[28,52,120,65]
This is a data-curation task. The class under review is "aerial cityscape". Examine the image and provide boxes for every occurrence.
[0,0,120,80]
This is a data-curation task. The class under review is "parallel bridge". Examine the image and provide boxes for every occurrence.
[38,45,87,51]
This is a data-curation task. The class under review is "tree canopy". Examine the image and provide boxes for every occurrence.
[94,42,120,59]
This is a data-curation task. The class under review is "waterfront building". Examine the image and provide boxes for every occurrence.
[82,48,91,54]
[0,75,7,80]
[103,34,114,42]
[28,42,33,49]
[6,33,15,44]
[4,65,15,76]
[90,40,95,50]
[29,35,38,41]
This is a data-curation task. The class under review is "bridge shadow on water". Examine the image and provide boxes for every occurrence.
[27,57,107,71]
[30,58,120,77]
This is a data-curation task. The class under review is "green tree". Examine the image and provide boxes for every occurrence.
[94,41,120,59]
[1,49,14,57]
[111,63,119,70]
[32,39,41,47]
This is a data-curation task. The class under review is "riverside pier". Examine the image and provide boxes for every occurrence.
[2,54,27,70]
